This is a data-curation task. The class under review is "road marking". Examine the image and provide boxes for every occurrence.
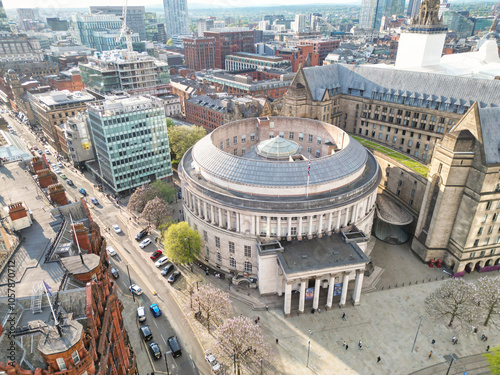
[153,319,159,329]
[161,334,167,346]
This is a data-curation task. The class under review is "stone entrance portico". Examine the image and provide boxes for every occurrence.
[275,233,370,316]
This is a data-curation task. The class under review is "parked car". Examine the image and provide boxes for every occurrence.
[37,150,43,155]
[155,256,169,268]
[137,306,146,322]
[141,238,152,249]
[112,224,121,233]
[168,336,182,358]
[135,228,148,241]
[45,150,50,155]
[168,271,181,284]
[78,188,87,196]
[149,303,162,317]
[32,146,38,150]
[51,163,56,168]
[140,325,153,341]
[54,168,61,174]
[91,197,99,205]
[106,246,117,256]
[149,342,162,360]
[110,268,119,278]
[161,263,174,276]
[60,174,67,180]
[66,179,74,186]
[57,162,63,168]
[129,284,143,295]
[205,350,221,372]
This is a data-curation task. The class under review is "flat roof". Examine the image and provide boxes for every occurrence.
[277,234,370,276]
[38,318,83,356]
[60,254,100,275]
[228,52,284,62]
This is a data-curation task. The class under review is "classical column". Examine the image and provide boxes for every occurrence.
[352,269,365,306]
[336,210,341,231]
[318,214,324,237]
[236,212,240,233]
[256,216,260,236]
[203,201,208,220]
[277,217,281,238]
[339,272,349,307]
[284,282,292,316]
[308,216,313,239]
[197,199,201,217]
[298,279,307,313]
[352,203,358,223]
[298,216,303,239]
[211,205,215,224]
[251,215,256,235]
[344,207,349,227]
[227,210,232,230]
[327,212,333,235]
[287,217,292,240]
[326,275,335,309]
[313,277,321,310]
[266,216,270,238]
[218,208,223,227]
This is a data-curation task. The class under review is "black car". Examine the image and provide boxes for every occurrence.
[66,179,74,186]
[110,268,119,279]
[140,325,153,341]
[149,342,162,360]
[135,228,148,241]
[168,271,181,284]
[168,336,182,358]
[161,263,174,276]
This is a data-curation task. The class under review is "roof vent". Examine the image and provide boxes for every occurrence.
[301,255,308,259]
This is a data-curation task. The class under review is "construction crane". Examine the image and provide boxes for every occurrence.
[116,0,134,52]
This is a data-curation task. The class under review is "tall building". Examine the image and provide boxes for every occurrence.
[46,17,70,31]
[204,28,255,69]
[64,112,96,167]
[0,34,43,64]
[407,0,421,18]
[276,45,320,72]
[183,37,216,71]
[360,0,405,30]
[163,0,189,38]
[442,11,474,38]
[145,12,167,43]
[74,13,140,52]
[80,50,170,97]
[0,0,11,34]
[17,8,40,30]
[87,95,173,194]
[293,14,307,33]
[299,39,341,65]
[198,18,214,37]
[90,6,146,41]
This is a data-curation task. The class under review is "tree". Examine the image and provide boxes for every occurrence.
[166,117,176,128]
[167,125,206,160]
[166,38,173,45]
[214,316,273,375]
[142,197,173,228]
[127,186,149,213]
[193,283,232,333]
[425,278,479,328]
[476,276,500,327]
[148,180,176,203]
[163,221,201,264]
[484,346,500,374]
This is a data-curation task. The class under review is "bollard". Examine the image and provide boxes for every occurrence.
[402,283,404,287]
[388,285,391,289]
[429,278,431,282]
[423,279,425,283]
[381,286,384,290]
[395,284,398,288]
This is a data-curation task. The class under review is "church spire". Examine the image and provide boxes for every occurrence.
[414,0,442,26]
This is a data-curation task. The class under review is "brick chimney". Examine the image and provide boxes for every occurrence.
[8,202,27,221]
[48,183,68,206]
[31,156,44,173]
[71,222,91,252]
[37,168,56,188]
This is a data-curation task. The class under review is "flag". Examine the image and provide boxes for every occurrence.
[43,280,53,296]
[308,160,311,177]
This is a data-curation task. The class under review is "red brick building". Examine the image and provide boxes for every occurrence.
[275,45,320,72]
[183,37,217,71]
[299,39,341,65]
[204,29,255,69]
[47,71,84,92]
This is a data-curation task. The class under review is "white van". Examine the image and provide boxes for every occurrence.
[137,306,146,322]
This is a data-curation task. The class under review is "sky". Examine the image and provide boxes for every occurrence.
[3,0,358,10]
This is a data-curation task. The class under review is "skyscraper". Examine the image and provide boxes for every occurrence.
[163,0,189,38]
[90,6,146,41]
[0,0,11,34]
[407,0,421,18]
[360,0,405,29]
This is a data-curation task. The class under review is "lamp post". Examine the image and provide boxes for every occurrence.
[126,264,135,302]
[164,352,170,375]
[411,317,423,353]
[445,353,457,375]
[306,329,312,368]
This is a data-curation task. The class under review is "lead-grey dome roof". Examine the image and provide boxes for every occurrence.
[191,134,368,188]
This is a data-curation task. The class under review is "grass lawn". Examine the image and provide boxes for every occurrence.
[352,136,428,177]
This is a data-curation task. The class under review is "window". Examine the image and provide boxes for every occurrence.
[299,133,304,141]
[408,140,413,147]
[379,133,382,139]
[291,227,297,235]
[482,215,488,223]
[226,138,230,147]
[393,136,397,143]
[478,227,483,235]
[307,147,312,154]
[56,359,67,371]
[244,245,251,257]
[308,134,313,143]
[279,131,285,138]
[494,213,498,222]
[486,201,492,210]
[484,238,490,246]
[241,134,246,143]
[234,148,238,155]
[250,133,255,141]
[317,137,321,145]
[217,252,222,263]
[244,261,252,273]
[488,226,493,234]
[215,236,220,248]
[373,124,377,129]
[233,136,238,145]
[315,150,321,158]
[230,257,236,268]
[72,351,80,365]
[289,132,294,139]
[229,241,235,253]
[473,240,479,247]
[206,246,210,258]
[269,131,274,138]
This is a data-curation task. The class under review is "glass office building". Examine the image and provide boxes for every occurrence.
[87,95,172,194]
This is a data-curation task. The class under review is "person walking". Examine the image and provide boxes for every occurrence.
[487,345,490,352]
[276,338,279,345]
[431,339,436,345]
[342,312,346,320]
[343,341,346,347]
[452,336,456,343]
[428,351,433,359]
[345,344,349,351]
[377,356,381,363]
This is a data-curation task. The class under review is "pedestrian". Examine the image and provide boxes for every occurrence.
[471,326,476,334]
[342,312,346,320]
[311,308,315,314]
[431,339,436,345]
[257,316,260,322]
[343,341,346,347]
[487,345,490,352]
[452,336,456,343]
[276,338,279,345]
[345,344,349,350]
[428,351,433,359]
[266,305,269,311]
[481,334,486,341]
[474,327,478,334]
[358,340,362,347]
[377,356,381,363]
[484,336,488,342]
[255,319,258,324]
[358,344,362,351]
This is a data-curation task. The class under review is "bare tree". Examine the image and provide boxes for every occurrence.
[214,316,273,375]
[477,276,500,327]
[425,278,479,328]
[142,197,173,228]
[193,284,232,333]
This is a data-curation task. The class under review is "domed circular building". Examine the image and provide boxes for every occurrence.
[179,117,381,313]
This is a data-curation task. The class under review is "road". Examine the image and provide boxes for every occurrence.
[2,106,210,375]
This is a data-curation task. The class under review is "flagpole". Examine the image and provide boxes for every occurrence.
[42,282,59,325]
[306,174,310,198]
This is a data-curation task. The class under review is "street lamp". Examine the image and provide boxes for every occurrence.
[306,329,312,368]
[445,353,458,375]
[126,264,135,302]
[164,351,170,375]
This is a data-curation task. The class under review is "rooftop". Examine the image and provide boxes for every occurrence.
[228,52,285,62]
[60,254,100,275]
[0,130,31,162]
[277,234,370,276]
[37,318,83,356]
[32,90,95,108]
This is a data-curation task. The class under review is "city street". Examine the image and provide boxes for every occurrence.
[1,106,210,375]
